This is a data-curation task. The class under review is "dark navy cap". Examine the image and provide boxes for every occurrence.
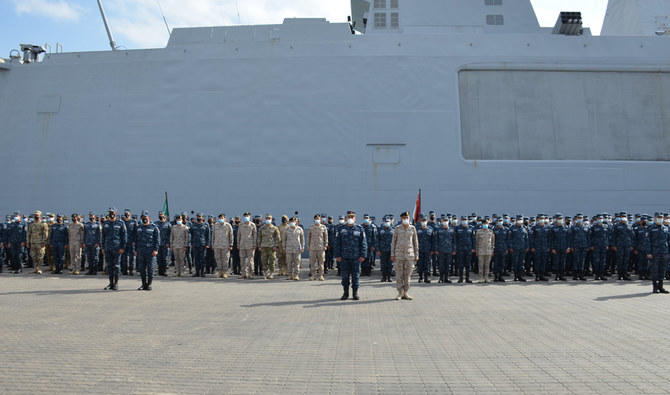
[108,207,117,213]
[418,213,426,219]
[141,210,149,216]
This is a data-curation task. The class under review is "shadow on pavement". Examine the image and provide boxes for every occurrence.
[241,297,392,308]
[593,292,652,301]
[0,288,134,296]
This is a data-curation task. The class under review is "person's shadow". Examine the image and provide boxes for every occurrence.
[594,292,651,301]
[0,288,134,296]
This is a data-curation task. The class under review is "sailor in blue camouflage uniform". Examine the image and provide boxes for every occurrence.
[325,216,336,273]
[455,216,475,283]
[121,209,137,275]
[550,214,569,281]
[416,214,436,283]
[492,218,509,282]
[589,214,609,281]
[509,215,528,282]
[155,211,171,276]
[189,213,210,277]
[531,215,550,281]
[360,214,377,276]
[435,216,455,283]
[428,211,440,276]
[135,211,160,291]
[376,216,394,282]
[612,212,634,281]
[0,219,5,273]
[633,215,652,281]
[6,212,26,274]
[569,214,589,281]
[648,213,669,294]
[334,211,367,301]
[102,208,127,290]
[49,215,69,274]
[84,212,101,275]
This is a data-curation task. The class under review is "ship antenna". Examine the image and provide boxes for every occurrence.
[155,0,171,35]
[96,0,118,50]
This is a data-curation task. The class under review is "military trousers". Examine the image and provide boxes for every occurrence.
[239,248,255,277]
[52,244,65,272]
[395,259,414,292]
[572,248,587,274]
[30,246,46,272]
[278,250,287,275]
[309,250,325,278]
[231,247,240,274]
[285,252,301,279]
[69,244,82,273]
[511,249,525,275]
[136,251,155,285]
[379,251,393,276]
[478,255,491,282]
[534,250,548,276]
[493,251,506,274]
[554,250,567,277]
[85,245,98,274]
[616,247,631,275]
[417,251,431,276]
[649,254,668,281]
[157,245,169,275]
[121,246,135,274]
[214,248,231,276]
[592,247,607,276]
[10,244,23,271]
[105,249,121,283]
[192,246,206,274]
[340,258,361,290]
[438,253,452,277]
[173,247,186,276]
[456,250,472,275]
[261,247,276,276]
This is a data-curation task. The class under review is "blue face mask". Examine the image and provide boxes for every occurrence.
[482,224,489,229]
[242,217,250,223]
[218,219,225,223]
[265,220,271,225]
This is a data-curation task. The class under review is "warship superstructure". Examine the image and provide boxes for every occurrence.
[1,0,670,216]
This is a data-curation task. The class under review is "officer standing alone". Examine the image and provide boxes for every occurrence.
[334,211,367,301]
[135,211,160,291]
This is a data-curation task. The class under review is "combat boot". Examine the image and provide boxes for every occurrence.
[424,275,431,284]
[319,276,324,281]
[340,287,349,300]
[396,290,403,300]
[111,275,119,291]
[499,274,506,283]
[418,272,423,283]
[652,281,659,294]
[402,291,413,300]
[138,280,147,291]
[352,288,360,300]
[146,279,152,291]
[659,281,669,294]
[465,272,472,284]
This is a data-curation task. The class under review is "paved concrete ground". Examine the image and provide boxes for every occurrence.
[1,263,669,394]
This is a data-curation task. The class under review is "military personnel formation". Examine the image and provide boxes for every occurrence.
[2,208,670,298]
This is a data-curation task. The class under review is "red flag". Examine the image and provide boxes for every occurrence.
[412,189,421,223]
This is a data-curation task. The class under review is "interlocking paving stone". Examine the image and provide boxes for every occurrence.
[1,263,669,394]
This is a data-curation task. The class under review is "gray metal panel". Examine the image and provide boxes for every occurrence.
[459,70,670,161]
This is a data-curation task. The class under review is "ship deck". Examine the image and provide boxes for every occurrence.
[0,263,667,394]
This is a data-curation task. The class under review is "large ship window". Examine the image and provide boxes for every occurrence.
[485,0,503,6]
[390,0,399,9]
[374,13,387,28]
[486,15,504,25]
[374,0,386,9]
[391,13,399,28]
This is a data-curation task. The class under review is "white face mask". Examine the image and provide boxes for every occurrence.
[338,220,345,225]
[420,221,427,227]
[264,220,271,225]
[557,220,564,225]
[442,222,449,227]
[176,221,183,225]
[347,218,355,225]
[314,219,320,224]
[243,216,250,223]
[402,219,410,225]
[655,218,663,225]
[451,220,458,226]
[289,222,296,228]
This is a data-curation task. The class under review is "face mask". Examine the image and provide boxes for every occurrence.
[557,220,564,225]
[420,221,427,227]
[338,220,345,225]
[176,220,183,225]
[264,220,270,224]
[363,219,370,224]
[451,220,458,226]
[655,218,663,225]
[142,218,149,224]
[504,218,510,224]
[314,219,320,224]
[384,221,391,227]
[402,219,410,225]
[14,217,20,222]
[576,219,583,224]
[622,218,628,223]
[497,222,503,226]
[482,224,489,229]
[347,218,355,225]
[442,222,449,227]
[243,217,250,223]
[289,222,296,228]
[517,221,523,225]
[218,219,225,223]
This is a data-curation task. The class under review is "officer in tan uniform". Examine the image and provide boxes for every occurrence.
[170,215,190,276]
[282,217,304,280]
[211,213,234,278]
[391,211,419,300]
[277,215,289,276]
[237,212,257,279]
[475,221,495,283]
[307,214,328,281]
[258,214,280,280]
[67,213,85,275]
[27,210,49,275]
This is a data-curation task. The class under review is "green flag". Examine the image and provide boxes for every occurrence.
[162,192,169,218]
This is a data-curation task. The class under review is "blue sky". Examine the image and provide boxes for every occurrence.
[1,0,609,56]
